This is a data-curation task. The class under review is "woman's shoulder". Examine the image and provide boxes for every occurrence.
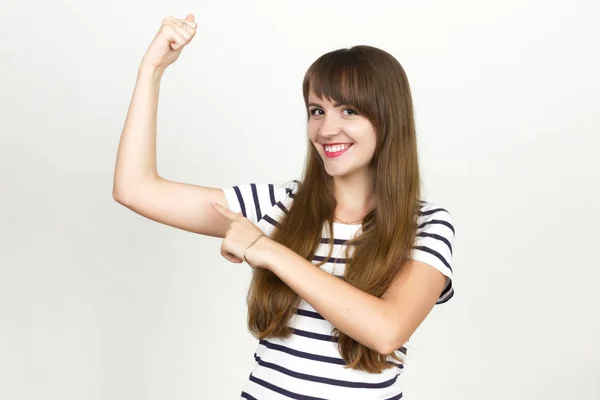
[418,199,452,217]
[416,199,455,236]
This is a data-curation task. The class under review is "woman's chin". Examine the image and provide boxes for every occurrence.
[324,165,355,178]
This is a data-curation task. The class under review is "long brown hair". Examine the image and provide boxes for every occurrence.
[247,45,422,373]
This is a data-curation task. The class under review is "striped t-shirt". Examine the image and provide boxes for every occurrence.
[222,179,455,400]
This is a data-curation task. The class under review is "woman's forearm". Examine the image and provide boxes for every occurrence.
[250,237,396,354]
[113,66,165,200]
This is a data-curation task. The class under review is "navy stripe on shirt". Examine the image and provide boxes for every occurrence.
[253,354,400,389]
[240,391,258,400]
[250,183,262,222]
[413,245,453,272]
[233,186,247,218]
[248,374,327,400]
[420,207,449,217]
[295,308,325,320]
[417,218,455,236]
[259,339,347,366]
[417,231,453,255]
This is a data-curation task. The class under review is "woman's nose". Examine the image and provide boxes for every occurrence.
[319,117,342,138]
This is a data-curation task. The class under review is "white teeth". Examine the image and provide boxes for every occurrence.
[325,144,351,152]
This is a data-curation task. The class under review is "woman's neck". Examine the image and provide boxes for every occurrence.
[333,174,377,217]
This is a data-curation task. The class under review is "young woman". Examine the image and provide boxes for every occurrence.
[113,14,455,400]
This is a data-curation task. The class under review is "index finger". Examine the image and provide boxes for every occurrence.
[211,201,238,221]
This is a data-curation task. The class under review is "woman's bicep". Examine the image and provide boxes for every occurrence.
[114,177,232,238]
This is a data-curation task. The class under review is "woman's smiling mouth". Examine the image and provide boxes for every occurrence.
[323,143,353,158]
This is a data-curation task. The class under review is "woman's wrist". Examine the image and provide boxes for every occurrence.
[243,233,265,267]
[245,235,276,270]
[138,63,165,83]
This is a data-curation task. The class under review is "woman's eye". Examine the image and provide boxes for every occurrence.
[343,108,358,115]
[309,108,323,116]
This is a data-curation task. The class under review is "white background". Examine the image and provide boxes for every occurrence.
[1,0,599,399]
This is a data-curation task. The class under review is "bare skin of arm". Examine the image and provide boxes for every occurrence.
[112,14,230,239]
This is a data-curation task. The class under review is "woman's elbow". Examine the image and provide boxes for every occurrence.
[376,329,408,356]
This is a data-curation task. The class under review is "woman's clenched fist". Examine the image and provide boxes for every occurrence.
[141,14,197,71]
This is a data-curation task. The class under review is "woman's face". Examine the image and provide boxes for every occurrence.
[307,90,377,179]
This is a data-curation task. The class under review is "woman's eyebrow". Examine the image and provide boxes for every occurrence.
[308,102,345,108]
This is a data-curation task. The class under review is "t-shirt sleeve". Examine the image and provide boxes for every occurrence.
[409,202,456,304]
[222,180,297,225]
